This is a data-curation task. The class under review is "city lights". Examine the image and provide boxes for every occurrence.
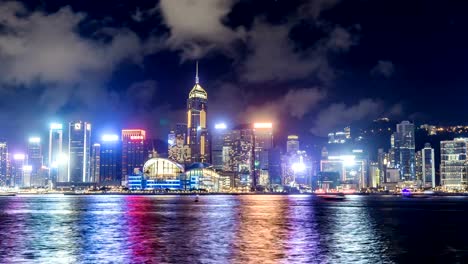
[253,123,273,129]
[22,165,32,172]
[292,162,306,173]
[102,134,119,141]
[13,154,25,160]
[28,137,40,143]
[50,123,62,129]
[215,123,227,129]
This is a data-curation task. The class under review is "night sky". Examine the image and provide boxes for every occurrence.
[1,0,467,149]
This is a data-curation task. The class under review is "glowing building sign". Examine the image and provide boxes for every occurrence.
[50,123,62,129]
[215,123,227,129]
[29,137,41,143]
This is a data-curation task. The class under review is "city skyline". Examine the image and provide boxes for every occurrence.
[2,1,468,148]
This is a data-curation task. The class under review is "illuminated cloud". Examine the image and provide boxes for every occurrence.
[371,60,395,78]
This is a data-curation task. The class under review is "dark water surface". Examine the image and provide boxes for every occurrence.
[0,195,467,263]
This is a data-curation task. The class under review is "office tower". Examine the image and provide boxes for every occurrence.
[68,121,92,183]
[440,138,467,191]
[168,130,176,150]
[393,121,415,181]
[268,147,282,189]
[121,129,148,181]
[286,135,299,154]
[415,150,423,181]
[49,123,65,183]
[100,135,122,185]
[422,143,435,188]
[187,62,209,163]
[0,140,7,186]
[11,154,25,187]
[223,125,255,190]
[211,123,228,170]
[27,137,43,186]
[253,123,273,188]
[91,143,101,183]
[369,162,380,188]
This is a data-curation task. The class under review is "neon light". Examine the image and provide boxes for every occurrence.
[102,135,119,141]
[215,123,227,129]
[254,123,273,129]
[50,123,62,129]
[130,136,144,140]
[29,137,40,143]
[74,123,81,130]
[13,154,25,160]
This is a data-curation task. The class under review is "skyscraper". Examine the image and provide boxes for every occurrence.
[393,121,415,181]
[100,135,122,185]
[440,138,467,191]
[27,137,43,186]
[422,143,435,188]
[90,143,101,183]
[121,129,148,180]
[49,123,65,183]
[286,135,299,154]
[211,123,228,170]
[187,62,209,163]
[253,123,273,189]
[11,154,25,187]
[68,121,92,183]
[0,140,7,186]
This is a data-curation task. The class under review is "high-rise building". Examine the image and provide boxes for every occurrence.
[121,129,148,181]
[91,143,101,183]
[211,123,228,170]
[49,123,65,183]
[27,137,43,186]
[393,121,415,181]
[253,123,273,188]
[11,154,26,187]
[415,150,423,181]
[440,138,467,191]
[286,135,299,154]
[422,143,435,188]
[223,125,255,190]
[68,121,92,183]
[187,62,209,163]
[0,140,7,186]
[99,135,122,185]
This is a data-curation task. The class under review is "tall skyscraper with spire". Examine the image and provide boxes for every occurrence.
[187,62,209,163]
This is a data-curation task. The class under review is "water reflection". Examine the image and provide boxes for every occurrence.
[0,195,467,263]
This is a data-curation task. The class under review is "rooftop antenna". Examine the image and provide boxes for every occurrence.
[195,61,199,84]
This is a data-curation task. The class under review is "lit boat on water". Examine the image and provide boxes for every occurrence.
[0,192,16,196]
[317,193,346,201]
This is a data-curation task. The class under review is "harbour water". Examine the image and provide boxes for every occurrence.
[0,195,467,263]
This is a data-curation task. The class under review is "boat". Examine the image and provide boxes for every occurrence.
[318,193,346,201]
[0,192,16,196]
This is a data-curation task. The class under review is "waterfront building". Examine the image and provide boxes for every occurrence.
[422,143,436,188]
[99,135,122,185]
[393,121,415,181]
[415,150,423,181]
[11,154,25,187]
[90,143,100,183]
[320,152,368,191]
[286,135,299,154]
[369,162,381,188]
[49,123,65,183]
[121,129,148,183]
[440,138,468,191]
[253,123,273,189]
[0,140,7,186]
[68,121,92,183]
[211,123,228,170]
[27,137,43,186]
[187,62,209,163]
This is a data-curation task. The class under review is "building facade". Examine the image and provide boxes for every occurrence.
[49,123,65,183]
[99,135,122,185]
[27,137,43,186]
[0,140,7,186]
[393,121,415,181]
[121,129,148,183]
[286,135,299,154]
[422,143,435,188]
[187,63,209,163]
[440,138,468,190]
[68,121,92,183]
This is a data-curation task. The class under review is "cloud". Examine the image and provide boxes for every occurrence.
[299,0,342,19]
[158,0,244,60]
[310,99,387,136]
[242,87,326,123]
[240,20,355,83]
[371,60,395,78]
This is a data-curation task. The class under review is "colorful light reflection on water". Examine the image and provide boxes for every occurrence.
[0,195,467,263]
